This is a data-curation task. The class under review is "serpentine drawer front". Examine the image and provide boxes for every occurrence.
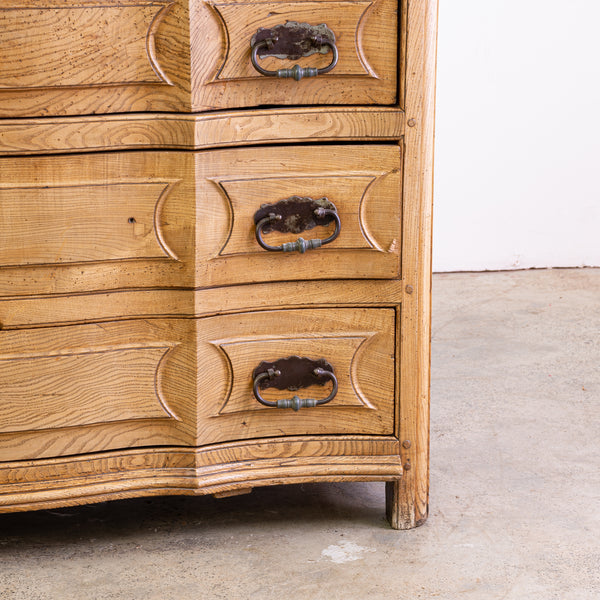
[0,308,395,462]
[0,145,401,297]
[0,0,396,117]
[0,0,436,529]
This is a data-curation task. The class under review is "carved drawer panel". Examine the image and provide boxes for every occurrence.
[0,0,191,117]
[0,319,197,462]
[0,0,397,117]
[191,0,398,109]
[0,145,402,297]
[0,308,395,461]
[0,151,195,297]
[196,307,396,442]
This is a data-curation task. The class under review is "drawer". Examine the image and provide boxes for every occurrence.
[0,145,402,297]
[0,308,396,461]
[191,0,398,110]
[0,0,397,117]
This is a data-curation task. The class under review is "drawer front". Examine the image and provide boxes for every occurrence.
[0,145,401,297]
[0,152,196,296]
[191,0,397,110]
[0,0,397,117]
[196,308,396,442]
[0,308,396,461]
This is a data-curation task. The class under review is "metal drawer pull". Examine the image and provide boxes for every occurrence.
[254,196,341,253]
[250,22,338,81]
[252,356,338,411]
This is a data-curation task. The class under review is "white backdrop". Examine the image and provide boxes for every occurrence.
[433,0,600,272]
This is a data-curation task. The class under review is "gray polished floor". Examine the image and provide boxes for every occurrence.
[1,269,598,600]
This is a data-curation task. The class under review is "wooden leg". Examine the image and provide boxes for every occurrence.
[386,479,429,530]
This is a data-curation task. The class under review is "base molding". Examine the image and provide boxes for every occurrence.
[0,436,402,514]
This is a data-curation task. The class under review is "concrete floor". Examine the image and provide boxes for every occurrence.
[1,268,598,600]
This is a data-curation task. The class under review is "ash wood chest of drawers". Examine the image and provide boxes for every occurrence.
[0,0,437,529]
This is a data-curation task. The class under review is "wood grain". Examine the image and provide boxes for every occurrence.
[0,0,396,116]
[0,319,197,462]
[191,0,397,109]
[0,0,437,531]
[0,108,404,155]
[0,145,401,297]
[0,346,177,433]
[0,437,402,513]
[0,4,173,89]
[386,0,437,530]
[0,280,403,329]
[0,182,179,266]
[0,0,192,117]
[195,144,402,288]
[0,152,196,296]
[0,308,395,461]
[187,307,397,440]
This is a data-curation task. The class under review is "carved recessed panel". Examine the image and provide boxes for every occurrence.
[214,175,383,256]
[210,1,375,82]
[0,181,179,267]
[0,3,175,90]
[195,309,396,439]
[214,335,378,415]
[0,345,178,434]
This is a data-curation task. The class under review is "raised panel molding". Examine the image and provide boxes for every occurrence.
[0,2,175,91]
[0,181,181,267]
[213,175,379,257]
[209,1,376,82]
[0,345,179,434]
[214,335,376,415]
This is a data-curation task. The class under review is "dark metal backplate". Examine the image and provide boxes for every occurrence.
[253,196,337,234]
[253,356,335,391]
[251,22,336,60]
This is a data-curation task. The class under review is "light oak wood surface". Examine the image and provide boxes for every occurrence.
[191,0,397,109]
[0,0,396,117]
[0,0,192,117]
[0,0,436,529]
[0,437,402,513]
[0,145,401,297]
[0,108,405,155]
[386,0,437,530]
[0,308,395,462]
[0,280,403,329]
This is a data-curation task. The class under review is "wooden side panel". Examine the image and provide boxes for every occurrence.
[190,0,397,109]
[0,1,191,117]
[386,0,437,530]
[0,320,197,461]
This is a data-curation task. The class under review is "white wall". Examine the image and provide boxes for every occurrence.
[433,0,600,272]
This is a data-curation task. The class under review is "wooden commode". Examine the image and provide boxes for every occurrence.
[0,0,437,529]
